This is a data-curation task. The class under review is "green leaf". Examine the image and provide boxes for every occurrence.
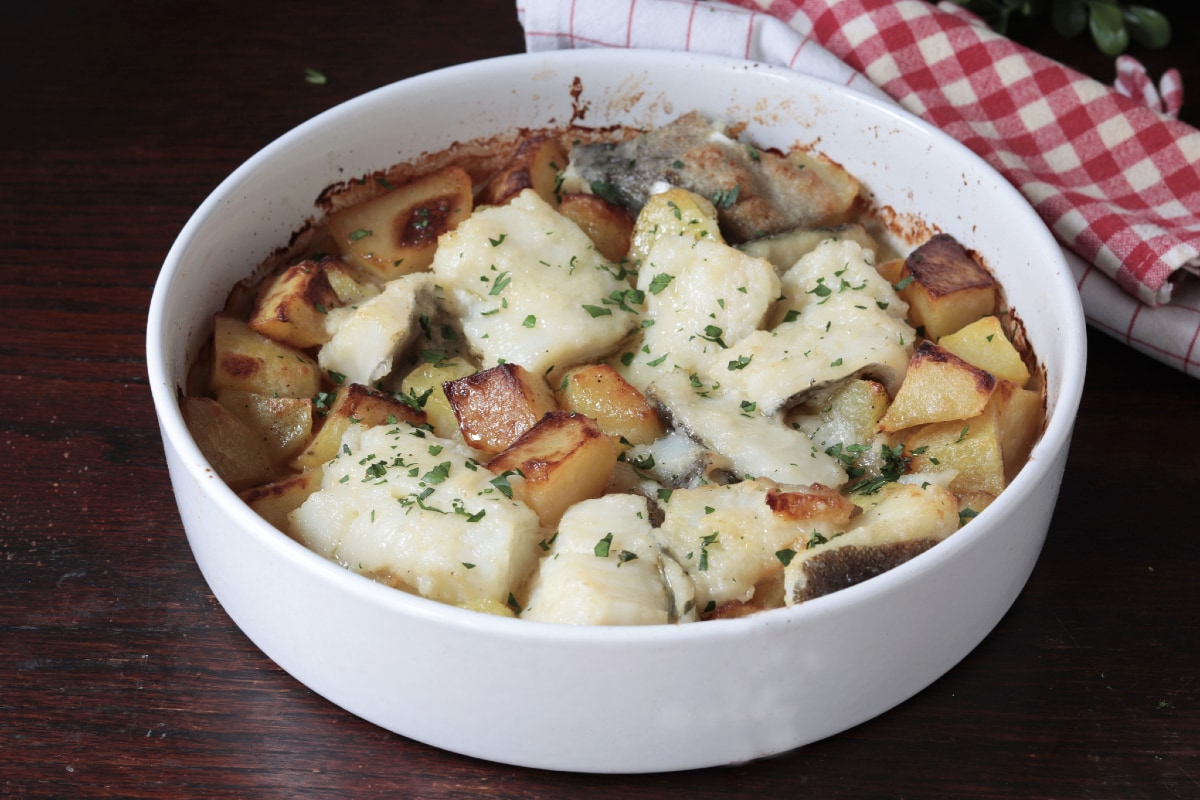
[1125,5,1171,49]
[1051,0,1088,36]
[1087,1,1129,55]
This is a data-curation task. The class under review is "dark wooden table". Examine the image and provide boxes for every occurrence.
[4,2,1198,797]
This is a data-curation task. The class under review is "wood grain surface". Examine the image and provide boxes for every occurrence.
[3,1,1198,797]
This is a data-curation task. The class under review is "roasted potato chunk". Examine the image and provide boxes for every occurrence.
[902,399,1006,495]
[210,315,321,399]
[555,364,665,447]
[181,396,274,490]
[795,378,891,474]
[324,260,381,306]
[249,258,341,349]
[479,134,569,207]
[629,187,724,267]
[937,315,1031,386]
[239,469,323,534]
[488,411,618,527]
[875,257,905,285]
[399,358,476,441]
[291,383,425,470]
[216,389,313,465]
[556,193,635,264]
[898,233,996,340]
[994,379,1043,482]
[445,363,558,454]
[327,165,473,281]
[879,341,997,432]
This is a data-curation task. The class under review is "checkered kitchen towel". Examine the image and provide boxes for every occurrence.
[519,0,1200,377]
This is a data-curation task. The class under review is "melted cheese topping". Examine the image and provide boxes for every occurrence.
[626,236,780,386]
[522,494,674,626]
[715,239,914,413]
[290,422,542,607]
[319,273,435,386]
[431,189,639,375]
[655,479,832,608]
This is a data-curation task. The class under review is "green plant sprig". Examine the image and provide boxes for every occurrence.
[944,0,1171,56]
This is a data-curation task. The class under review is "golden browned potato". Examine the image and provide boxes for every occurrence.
[444,363,558,454]
[901,398,1006,495]
[327,165,474,281]
[897,233,996,340]
[216,389,313,465]
[488,412,618,527]
[875,257,905,286]
[629,187,724,267]
[556,193,635,264]
[323,260,381,306]
[291,383,426,470]
[555,364,664,447]
[994,379,1043,482]
[239,469,323,533]
[878,340,997,432]
[937,315,1031,386]
[248,259,341,349]
[956,490,996,522]
[479,134,569,208]
[399,358,477,441]
[796,378,891,457]
[181,396,274,490]
[210,315,321,399]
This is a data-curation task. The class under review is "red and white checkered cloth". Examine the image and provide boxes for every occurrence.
[518,0,1200,377]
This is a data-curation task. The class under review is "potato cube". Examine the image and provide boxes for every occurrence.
[556,193,636,264]
[399,357,477,441]
[956,490,995,525]
[323,261,381,306]
[249,259,341,349]
[210,315,321,399]
[879,341,997,432]
[898,233,996,340]
[291,383,426,470]
[555,364,665,447]
[479,134,569,207]
[239,469,323,534]
[327,165,473,281]
[802,379,890,449]
[181,396,274,490]
[216,389,314,465]
[876,257,905,286]
[488,412,618,527]
[444,363,558,454]
[629,187,724,267]
[937,315,1031,386]
[995,380,1043,482]
[902,399,1005,495]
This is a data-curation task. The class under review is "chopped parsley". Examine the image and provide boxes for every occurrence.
[648,273,674,295]
[594,532,614,558]
[728,354,753,371]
